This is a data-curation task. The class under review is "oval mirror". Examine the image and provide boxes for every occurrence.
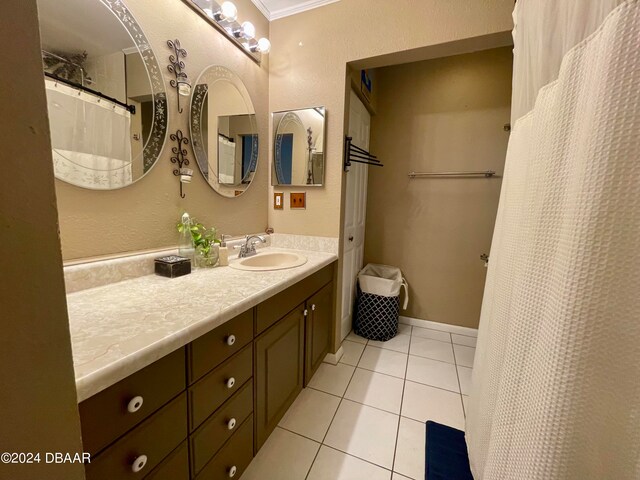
[190,66,258,197]
[37,0,168,190]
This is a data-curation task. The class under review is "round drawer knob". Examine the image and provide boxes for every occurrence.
[228,465,237,478]
[131,455,148,473]
[127,396,144,413]
[226,377,236,389]
[226,335,236,346]
[227,417,237,430]
[311,304,316,311]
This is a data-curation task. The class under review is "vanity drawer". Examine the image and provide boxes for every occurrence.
[188,309,254,385]
[189,344,253,430]
[256,263,334,334]
[85,392,187,480]
[195,414,254,480]
[79,348,186,455]
[144,441,189,480]
[190,380,253,476]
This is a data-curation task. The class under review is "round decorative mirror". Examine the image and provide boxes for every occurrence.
[38,0,168,190]
[190,66,258,197]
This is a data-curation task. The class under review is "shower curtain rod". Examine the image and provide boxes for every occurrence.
[44,72,136,115]
[408,170,497,178]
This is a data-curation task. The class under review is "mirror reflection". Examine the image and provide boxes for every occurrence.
[190,66,258,198]
[272,107,325,186]
[38,0,167,190]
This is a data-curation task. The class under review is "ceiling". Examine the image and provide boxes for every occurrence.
[251,0,339,20]
[37,0,134,57]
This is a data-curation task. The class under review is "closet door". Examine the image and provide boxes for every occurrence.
[341,90,371,341]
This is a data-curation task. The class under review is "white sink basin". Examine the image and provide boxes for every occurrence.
[230,251,308,271]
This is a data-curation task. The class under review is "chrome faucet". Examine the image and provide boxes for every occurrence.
[237,235,266,258]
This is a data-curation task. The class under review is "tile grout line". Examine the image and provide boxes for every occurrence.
[334,356,464,394]
[322,444,394,474]
[303,356,361,480]
[324,334,406,474]
[450,332,466,419]
[311,381,461,419]
[390,333,411,477]
[405,322,478,338]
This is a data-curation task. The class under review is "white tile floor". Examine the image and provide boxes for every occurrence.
[241,325,476,480]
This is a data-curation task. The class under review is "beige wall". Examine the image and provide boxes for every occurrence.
[53,0,269,260]
[268,0,514,238]
[365,47,513,329]
[0,1,84,478]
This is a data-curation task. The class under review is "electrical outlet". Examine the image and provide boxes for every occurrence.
[273,192,284,209]
[290,192,306,209]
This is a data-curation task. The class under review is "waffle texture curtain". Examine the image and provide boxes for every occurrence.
[466,1,640,478]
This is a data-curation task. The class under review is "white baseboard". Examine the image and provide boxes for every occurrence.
[324,346,344,365]
[399,316,478,338]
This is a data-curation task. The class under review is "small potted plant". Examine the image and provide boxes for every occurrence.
[177,216,220,268]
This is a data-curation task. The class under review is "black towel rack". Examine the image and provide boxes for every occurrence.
[344,136,383,172]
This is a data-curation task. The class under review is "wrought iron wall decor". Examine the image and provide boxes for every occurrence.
[344,136,383,172]
[167,39,190,114]
[170,130,192,198]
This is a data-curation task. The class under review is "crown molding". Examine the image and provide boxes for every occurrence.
[251,0,340,21]
[249,0,271,19]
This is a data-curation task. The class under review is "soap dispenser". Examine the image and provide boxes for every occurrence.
[218,234,229,266]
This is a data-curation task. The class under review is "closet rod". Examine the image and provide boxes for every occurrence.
[408,170,497,178]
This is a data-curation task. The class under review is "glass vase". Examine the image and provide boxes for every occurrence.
[195,244,219,268]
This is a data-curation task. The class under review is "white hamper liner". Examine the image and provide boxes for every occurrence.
[358,264,409,309]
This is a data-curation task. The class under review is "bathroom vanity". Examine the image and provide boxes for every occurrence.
[65,248,336,479]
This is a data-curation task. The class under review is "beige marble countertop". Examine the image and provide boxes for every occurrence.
[67,247,337,402]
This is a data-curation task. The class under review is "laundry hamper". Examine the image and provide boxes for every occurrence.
[353,264,409,341]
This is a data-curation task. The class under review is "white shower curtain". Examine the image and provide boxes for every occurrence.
[45,78,133,188]
[466,1,640,479]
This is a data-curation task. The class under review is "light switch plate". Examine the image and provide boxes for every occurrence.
[273,192,284,209]
[290,192,306,209]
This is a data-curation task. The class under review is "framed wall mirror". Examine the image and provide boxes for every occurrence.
[190,66,258,198]
[272,107,326,186]
[37,0,168,190]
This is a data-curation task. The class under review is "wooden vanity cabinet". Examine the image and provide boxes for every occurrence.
[79,348,186,456]
[304,281,334,384]
[84,393,187,480]
[254,263,335,448]
[254,304,306,449]
[145,441,190,480]
[80,262,335,479]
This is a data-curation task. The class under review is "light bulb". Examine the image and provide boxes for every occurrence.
[216,1,237,21]
[257,37,271,53]
[241,21,256,39]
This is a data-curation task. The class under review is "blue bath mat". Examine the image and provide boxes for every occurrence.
[425,421,473,480]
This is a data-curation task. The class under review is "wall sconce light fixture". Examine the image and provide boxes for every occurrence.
[182,0,271,63]
[170,130,191,198]
[167,39,190,114]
